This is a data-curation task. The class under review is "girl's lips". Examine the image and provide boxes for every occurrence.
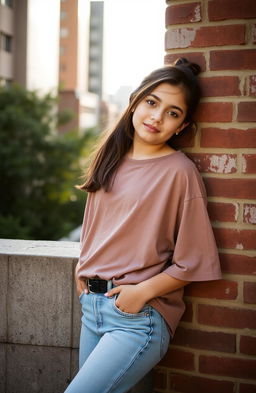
[143,123,160,133]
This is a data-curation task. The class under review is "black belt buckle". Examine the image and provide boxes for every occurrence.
[87,278,109,293]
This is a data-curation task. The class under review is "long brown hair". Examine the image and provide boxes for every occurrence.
[79,58,201,192]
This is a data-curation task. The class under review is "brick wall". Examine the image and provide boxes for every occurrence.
[155,1,256,392]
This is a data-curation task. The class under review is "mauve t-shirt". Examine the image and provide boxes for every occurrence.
[77,150,221,335]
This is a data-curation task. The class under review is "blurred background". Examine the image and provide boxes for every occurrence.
[0,0,165,241]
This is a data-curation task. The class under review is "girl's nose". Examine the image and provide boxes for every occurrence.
[151,110,162,122]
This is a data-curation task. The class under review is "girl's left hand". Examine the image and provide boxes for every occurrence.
[105,284,149,314]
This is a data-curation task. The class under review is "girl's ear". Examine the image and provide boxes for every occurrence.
[177,121,189,134]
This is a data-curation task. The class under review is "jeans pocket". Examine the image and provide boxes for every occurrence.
[112,295,151,318]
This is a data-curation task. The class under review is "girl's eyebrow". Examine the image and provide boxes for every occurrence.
[148,93,184,114]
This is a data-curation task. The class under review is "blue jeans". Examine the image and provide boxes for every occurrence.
[65,292,170,393]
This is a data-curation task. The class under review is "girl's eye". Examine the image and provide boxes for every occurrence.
[146,99,155,106]
[167,111,178,118]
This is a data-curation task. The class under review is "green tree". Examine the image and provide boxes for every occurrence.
[0,85,96,240]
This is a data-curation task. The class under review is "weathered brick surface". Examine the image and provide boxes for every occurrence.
[210,50,256,70]
[189,153,237,174]
[237,102,256,122]
[203,178,256,199]
[185,280,238,300]
[172,327,236,353]
[243,282,256,304]
[207,202,238,223]
[166,2,201,25]
[166,25,245,49]
[200,76,241,97]
[220,253,256,275]
[198,305,256,329]
[208,0,256,21]
[243,204,256,224]
[195,102,233,122]
[240,336,256,356]
[200,128,256,148]
[199,355,256,379]
[169,373,235,393]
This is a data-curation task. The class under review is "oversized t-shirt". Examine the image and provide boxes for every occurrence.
[77,150,222,335]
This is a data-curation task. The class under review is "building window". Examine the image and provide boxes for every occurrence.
[0,33,12,52]
[60,27,69,38]
[60,10,67,20]
[1,0,13,7]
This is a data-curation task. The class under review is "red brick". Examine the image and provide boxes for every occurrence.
[164,52,206,71]
[180,301,193,322]
[169,373,235,393]
[189,153,237,174]
[213,227,256,251]
[208,202,238,223]
[166,3,201,25]
[185,280,238,300]
[200,76,241,97]
[240,335,256,356]
[195,102,233,122]
[159,348,195,371]
[153,370,167,390]
[172,327,236,353]
[166,25,245,49]
[201,127,256,148]
[243,204,256,224]
[210,50,256,70]
[198,304,256,329]
[238,102,256,122]
[203,177,256,199]
[208,0,256,20]
[242,155,256,174]
[220,253,256,275]
[240,383,256,393]
[244,282,256,304]
[199,355,256,379]
[248,75,256,96]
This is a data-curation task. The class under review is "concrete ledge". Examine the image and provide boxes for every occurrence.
[0,239,80,393]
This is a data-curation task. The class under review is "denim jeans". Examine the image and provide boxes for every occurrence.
[64,292,170,393]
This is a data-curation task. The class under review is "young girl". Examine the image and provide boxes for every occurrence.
[65,58,221,393]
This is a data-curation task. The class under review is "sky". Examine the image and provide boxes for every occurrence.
[103,0,166,96]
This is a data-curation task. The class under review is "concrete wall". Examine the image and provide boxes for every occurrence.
[0,239,81,393]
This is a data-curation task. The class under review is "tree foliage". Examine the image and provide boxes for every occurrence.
[0,85,96,240]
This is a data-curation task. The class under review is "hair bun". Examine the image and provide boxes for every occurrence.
[173,57,201,76]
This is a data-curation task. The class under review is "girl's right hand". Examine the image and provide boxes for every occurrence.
[75,262,88,297]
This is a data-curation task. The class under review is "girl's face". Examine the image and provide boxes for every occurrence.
[132,82,188,148]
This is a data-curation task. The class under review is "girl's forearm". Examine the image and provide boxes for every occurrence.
[137,272,189,302]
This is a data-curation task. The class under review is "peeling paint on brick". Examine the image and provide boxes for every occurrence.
[242,156,247,173]
[234,203,239,222]
[251,24,256,43]
[236,243,244,250]
[249,75,256,95]
[190,5,201,22]
[168,28,197,49]
[244,205,256,224]
[209,155,237,174]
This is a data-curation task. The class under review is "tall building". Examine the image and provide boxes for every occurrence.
[59,0,104,132]
[0,0,60,93]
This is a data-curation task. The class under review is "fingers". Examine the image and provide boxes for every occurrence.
[76,278,88,296]
[104,286,121,298]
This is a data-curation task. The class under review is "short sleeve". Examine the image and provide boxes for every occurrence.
[164,196,222,282]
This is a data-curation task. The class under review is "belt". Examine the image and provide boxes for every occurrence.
[87,278,113,293]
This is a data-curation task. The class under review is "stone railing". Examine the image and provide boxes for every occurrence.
[0,239,81,393]
[0,239,151,393]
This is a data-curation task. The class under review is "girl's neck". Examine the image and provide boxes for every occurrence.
[128,142,176,160]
